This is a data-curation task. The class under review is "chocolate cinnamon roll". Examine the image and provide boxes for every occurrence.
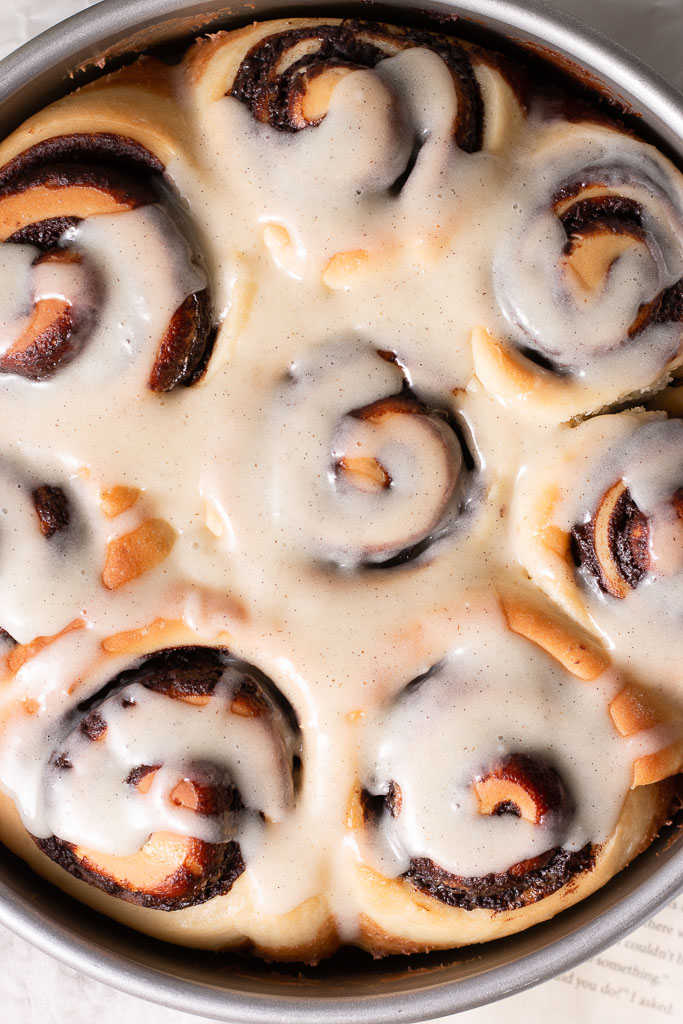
[0,133,211,387]
[229,20,484,149]
[20,646,297,910]
[0,56,214,390]
[184,18,525,284]
[193,18,524,150]
[474,123,683,420]
[514,412,683,691]
[350,598,678,954]
[268,343,477,569]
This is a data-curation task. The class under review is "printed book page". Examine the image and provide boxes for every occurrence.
[454,897,683,1023]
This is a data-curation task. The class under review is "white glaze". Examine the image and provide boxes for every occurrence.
[0,23,679,942]
[360,601,671,879]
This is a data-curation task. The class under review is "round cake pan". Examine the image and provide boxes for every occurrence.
[0,2,681,1021]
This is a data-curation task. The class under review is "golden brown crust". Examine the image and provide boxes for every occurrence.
[633,744,683,789]
[0,787,334,958]
[609,683,674,737]
[100,485,141,518]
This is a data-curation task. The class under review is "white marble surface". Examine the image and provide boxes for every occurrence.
[0,3,680,1023]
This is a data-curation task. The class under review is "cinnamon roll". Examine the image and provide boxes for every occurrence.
[0,14,680,964]
[192,18,524,149]
[0,639,336,958]
[350,599,679,953]
[0,63,213,389]
[25,647,294,908]
[228,20,487,148]
[473,122,683,420]
[513,412,683,691]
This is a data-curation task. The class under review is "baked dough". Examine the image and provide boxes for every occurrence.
[0,16,680,962]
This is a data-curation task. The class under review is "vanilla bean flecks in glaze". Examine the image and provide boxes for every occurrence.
[230,21,484,152]
[0,461,97,640]
[0,133,212,388]
[0,16,681,961]
[17,647,298,910]
[267,344,476,569]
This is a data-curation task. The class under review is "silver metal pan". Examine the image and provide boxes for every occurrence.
[0,2,680,1020]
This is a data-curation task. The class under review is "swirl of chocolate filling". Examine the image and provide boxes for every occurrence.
[571,480,651,599]
[272,345,476,569]
[362,753,592,912]
[32,646,298,911]
[0,133,213,387]
[492,138,683,388]
[31,483,70,538]
[230,20,483,152]
[334,387,473,568]
[0,456,74,540]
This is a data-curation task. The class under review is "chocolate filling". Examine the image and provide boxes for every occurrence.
[630,278,683,337]
[149,289,214,392]
[79,710,107,741]
[571,486,650,595]
[50,752,73,771]
[0,627,17,646]
[0,161,157,209]
[125,761,244,816]
[31,485,70,538]
[7,217,82,250]
[74,646,299,733]
[673,488,683,518]
[124,763,161,788]
[493,800,521,817]
[477,752,570,825]
[134,646,226,701]
[230,678,271,718]
[559,194,645,249]
[0,303,83,382]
